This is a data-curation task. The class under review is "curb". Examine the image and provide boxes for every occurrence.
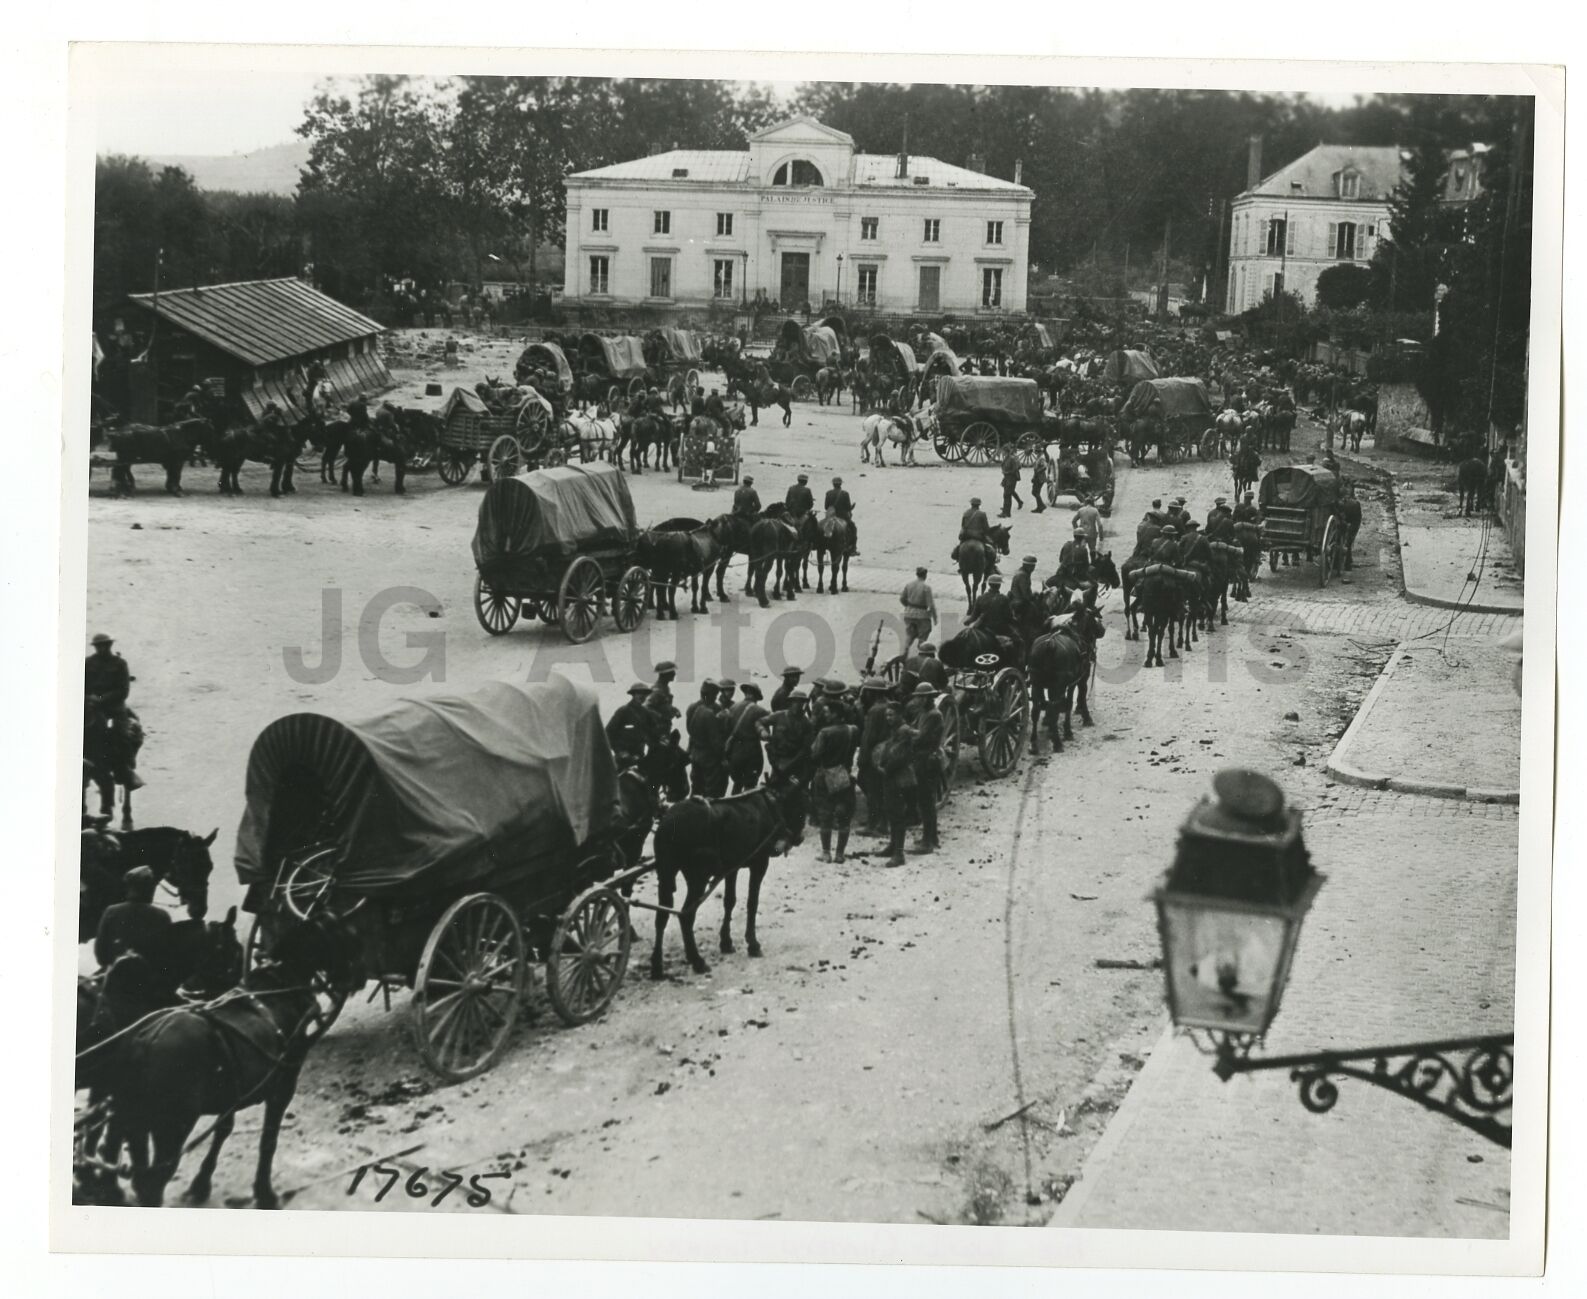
[1372,464,1524,616]
[1047,1018,1176,1228]
[1324,641,1521,804]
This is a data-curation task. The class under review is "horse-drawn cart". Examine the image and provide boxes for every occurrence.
[576,333,651,406]
[769,319,842,400]
[235,677,638,1081]
[437,385,556,484]
[1117,377,1215,466]
[1257,464,1350,586]
[471,462,649,643]
[867,332,919,406]
[946,654,1029,779]
[931,375,1050,468]
[644,327,705,401]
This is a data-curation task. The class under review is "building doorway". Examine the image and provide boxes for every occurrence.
[918,265,941,312]
[780,252,810,306]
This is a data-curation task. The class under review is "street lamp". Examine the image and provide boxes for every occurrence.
[836,253,844,307]
[1152,768,1515,1147]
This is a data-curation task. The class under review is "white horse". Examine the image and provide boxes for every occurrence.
[860,410,921,467]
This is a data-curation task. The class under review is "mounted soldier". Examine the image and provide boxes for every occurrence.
[950,496,993,567]
[785,473,814,522]
[825,476,857,556]
[733,474,761,520]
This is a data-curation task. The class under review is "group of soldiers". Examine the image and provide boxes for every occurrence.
[604,656,952,869]
[730,471,859,555]
[1130,491,1263,598]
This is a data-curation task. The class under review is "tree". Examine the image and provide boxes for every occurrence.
[1315,263,1378,310]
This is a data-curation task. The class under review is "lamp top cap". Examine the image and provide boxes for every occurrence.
[1212,768,1285,822]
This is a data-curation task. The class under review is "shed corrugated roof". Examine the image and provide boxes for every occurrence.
[1242,145,1404,202]
[127,277,386,367]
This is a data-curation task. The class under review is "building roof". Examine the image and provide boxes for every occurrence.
[569,148,1029,193]
[750,115,855,146]
[1241,144,1405,202]
[127,277,385,367]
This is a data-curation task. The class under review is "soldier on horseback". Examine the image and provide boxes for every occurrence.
[951,496,997,570]
[825,476,857,556]
[733,474,761,520]
[785,473,814,521]
[84,633,143,803]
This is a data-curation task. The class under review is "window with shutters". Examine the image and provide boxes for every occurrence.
[713,259,735,299]
[1265,218,1287,256]
[923,218,941,243]
[1330,221,1358,260]
[856,264,878,305]
[588,256,609,295]
[591,208,608,233]
[860,217,879,241]
[653,210,671,235]
[716,213,733,237]
[649,256,672,299]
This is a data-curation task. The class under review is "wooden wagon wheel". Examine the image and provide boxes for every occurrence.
[608,383,623,408]
[411,892,526,1081]
[790,373,815,401]
[280,844,366,921]
[473,575,522,635]
[516,401,550,458]
[963,421,1000,466]
[1318,516,1341,589]
[932,429,959,463]
[487,433,521,480]
[1015,431,1045,467]
[557,555,605,643]
[438,452,472,485]
[1160,438,1181,465]
[880,654,905,688]
[612,565,649,633]
[685,367,701,393]
[976,667,1029,779]
[545,884,632,1027]
[1199,429,1219,461]
[628,377,647,402]
[936,692,962,802]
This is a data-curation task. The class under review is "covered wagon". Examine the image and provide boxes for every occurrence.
[932,375,1050,467]
[1118,376,1215,465]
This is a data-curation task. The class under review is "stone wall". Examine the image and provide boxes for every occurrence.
[1377,380,1435,447]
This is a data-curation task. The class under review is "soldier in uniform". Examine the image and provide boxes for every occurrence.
[1008,554,1039,640]
[809,712,860,862]
[1054,526,1095,592]
[899,567,937,658]
[1232,490,1261,523]
[966,574,1018,666]
[951,496,994,567]
[1030,456,1049,513]
[825,475,857,555]
[726,684,768,793]
[877,715,920,868]
[906,683,945,854]
[645,660,681,743]
[685,680,726,797]
[1165,496,1191,530]
[914,644,949,692]
[733,474,761,519]
[771,665,804,712]
[646,386,668,419]
[704,388,728,425]
[94,866,171,970]
[85,632,142,789]
[1149,523,1181,563]
[758,688,815,785]
[857,679,896,835]
[998,451,1025,518]
[1207,495,1234,533]
[716,678,737,718]
[606,682,656,767]
[1135,505,1165,558]
[785,473,814,520]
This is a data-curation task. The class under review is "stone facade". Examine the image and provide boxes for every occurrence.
[563,117,1033,316]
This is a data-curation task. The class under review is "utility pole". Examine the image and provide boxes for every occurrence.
[150,246,163,426]
[1159,213,1171,319]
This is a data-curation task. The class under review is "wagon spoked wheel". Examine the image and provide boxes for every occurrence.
[685,367,701,393]
[280,845,366,921]
[964,422,1000,466]
[976,667,1029,778]
[936,693,962,801]
[487,433,521,480]
[880,654,905,688]
[1199,429,1218,461]
[412,892,526,1081]
[613,565,649,633]
[545,885,632,1026]
[1015,431,1044,468]
[438,452,470,485]
[557,555,605,643]
[791,374,815,401]
[1319,516,1341,588]
[932,431,956,462]
[608,384,623,408]
[474,575,522,635]
[517,401,550,457]
[628,377,647,402]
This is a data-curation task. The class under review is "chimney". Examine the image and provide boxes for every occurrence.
[1247,134,1263,189]
[1014,158,1024,186]
[896,117,910,180]
[967,152,984,175]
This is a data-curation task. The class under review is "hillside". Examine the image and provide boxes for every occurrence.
[142,139,309,195]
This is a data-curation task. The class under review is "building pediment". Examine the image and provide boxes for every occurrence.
[749,116,855,148]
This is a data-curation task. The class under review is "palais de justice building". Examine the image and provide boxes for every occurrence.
[562,117,1033,315]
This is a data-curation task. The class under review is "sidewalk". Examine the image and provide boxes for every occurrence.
[1387,471,1525,614]
[1326,641,1522,801]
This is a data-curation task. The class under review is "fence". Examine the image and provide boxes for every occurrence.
[1498,461,1526,576]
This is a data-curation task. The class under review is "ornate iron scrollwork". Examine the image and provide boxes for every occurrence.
[1204,1032,1514,1148]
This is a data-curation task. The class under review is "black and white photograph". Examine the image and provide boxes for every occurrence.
[50,41,1561,1275]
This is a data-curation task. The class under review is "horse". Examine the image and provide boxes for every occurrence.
[637,516,734,617]
[859,411,919,467]
[1232,441,1261,499]
[1213,408,1243,458]
[800,509,854,594]
[80,824,218,943]
[1133,566,1189,668]
[1456,457,1488,516]
[1027,601,1107,754]
[103,914,349,1208]
[747,506,805,608]
[955,523,1012,606]
[1342,409,1369,453]
[74,910,245,1205]
[341,414,412,495]
[106,418,212,496]
[1334,492,1363,570]
[649,780,808,979]
[750,381,794,428]
[209,418,308,497]
[815,365,844,406]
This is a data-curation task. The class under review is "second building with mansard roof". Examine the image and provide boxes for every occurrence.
[563,116,1033,315]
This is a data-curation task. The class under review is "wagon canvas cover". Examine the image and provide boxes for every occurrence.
[234,676,622,897]
[1259,465,1339,511]
[1120,377,1214,420]
[1103,349,1160,383]
[582,334,649,379]
[804,325,840,365]
[656,327,703,363]
[870,336,919,375]
[472,462,638,586]
[935,376,1044,424]
[517,341,575,393]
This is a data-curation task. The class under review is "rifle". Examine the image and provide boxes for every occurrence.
[862,619,885,678]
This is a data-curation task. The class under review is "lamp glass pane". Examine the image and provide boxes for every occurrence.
[1161,898,1290,1034]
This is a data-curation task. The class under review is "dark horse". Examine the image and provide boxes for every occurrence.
[74,910,244,1205]
[83,704,144,829]
[106,418,212,496]
[80,825,219,943]
[800,510,854,594]
[103,915,350,1208]
[210,418,308,497]
[637,516,735,617]
[649,780,808,979]
[747,505,805,608]
[1027,598,1108,754]
[955,523,1012,605]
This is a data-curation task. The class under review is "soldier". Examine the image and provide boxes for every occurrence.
[785,473,814,520]
[809,712,860,863]
[606,682,657,767]
[646,386,668,418]
[85,632,142,789]
[346,392,371,429]
[704,388,727,425]
[771,665,804,712]
[825,475,857,555]
[914,644,949,692]
[94,866,171,970]
[951,496,993,566]
[1207,495,1234,532]
[1009,554,1039,638]
[1073,498,1103,550]
[1149,522,1181,562]
[726,683,768,792]
[899,566,937,658]
[1165,496,1191,529]
[998,452,1024,518]
[1136,505,1165,558]
[716,678,738,717]
[759,688,815,785]
[1055,526,1095,591]
[733,474,761,520]
[966,573,1016,642]
[645,660,681,742]
[857,679,895,835]
[1232,490,1261,523]
[685,680,726,797]
[1030,456,1049,513]
[906,683,945,854]
[877,715,920,868]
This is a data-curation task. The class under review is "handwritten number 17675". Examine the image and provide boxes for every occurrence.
[346,1163,508,1207]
